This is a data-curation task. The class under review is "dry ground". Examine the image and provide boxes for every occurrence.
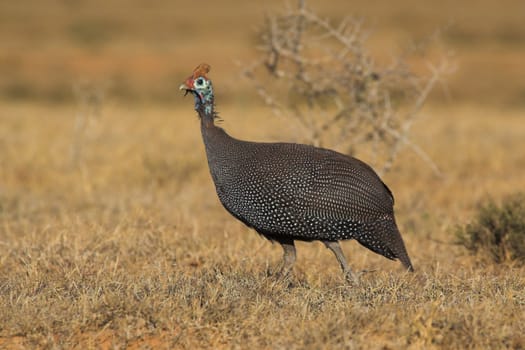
[1,0,525,349]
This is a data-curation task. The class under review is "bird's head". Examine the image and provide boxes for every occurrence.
[180,63,214,108]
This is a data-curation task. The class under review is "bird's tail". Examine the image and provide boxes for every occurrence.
[357,217,414,272]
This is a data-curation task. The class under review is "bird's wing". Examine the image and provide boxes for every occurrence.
[301,148,395,222]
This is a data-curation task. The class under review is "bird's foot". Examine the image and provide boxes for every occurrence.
[268,266,298,288]
[276,265,294,280]
[343,269,377,284]
[343,269,359,284]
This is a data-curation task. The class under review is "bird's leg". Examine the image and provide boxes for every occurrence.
[278,239,296,276]
[323,241,358,283]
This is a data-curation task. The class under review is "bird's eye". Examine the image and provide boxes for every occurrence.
[195,78,205,86]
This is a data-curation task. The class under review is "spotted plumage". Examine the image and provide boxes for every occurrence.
[180,63,414,279]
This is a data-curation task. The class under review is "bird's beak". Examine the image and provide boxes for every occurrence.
[179,83,190,96]
[179,77,194,96]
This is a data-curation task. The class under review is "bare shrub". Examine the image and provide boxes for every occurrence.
[456,193,525,264]
[241,0,453,176]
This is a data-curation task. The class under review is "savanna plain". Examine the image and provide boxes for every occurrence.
[1,0,524,349]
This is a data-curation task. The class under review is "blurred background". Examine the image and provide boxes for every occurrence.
[1,0,524,106]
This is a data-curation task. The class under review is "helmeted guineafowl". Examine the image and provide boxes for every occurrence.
[180,63,414,280]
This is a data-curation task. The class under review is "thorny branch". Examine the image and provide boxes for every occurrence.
[240,1,453,176]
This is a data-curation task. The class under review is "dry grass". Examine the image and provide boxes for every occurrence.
[1,102,525,349]
[1,0,525,348]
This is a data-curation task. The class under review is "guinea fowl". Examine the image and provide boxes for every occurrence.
[180,63,414,280]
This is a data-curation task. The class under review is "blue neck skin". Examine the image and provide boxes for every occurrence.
[194,83,215,124]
